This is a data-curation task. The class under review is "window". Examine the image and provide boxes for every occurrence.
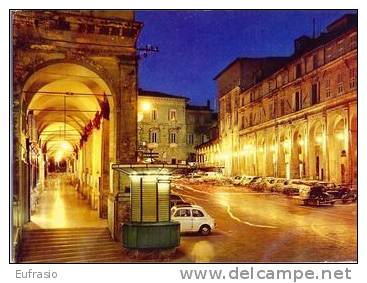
[187,134,194,144]
[294,91,302,111]
[312,54,318,69]
[192,209,204,217]
[295,63,302,79]
[241,96,245,107]
[269,103,274,119]
[337,72,344,95]
[325,78,331,98]
[150,131,158,143]
[280,99,285,116]
[151,109,157,120]
[311,83,320,105]
[174,209,191,217]
[250,92,255,102]
[249,112,253,127]
[169,132,177,144]
[169,109,176,121]
[349,68,356,89]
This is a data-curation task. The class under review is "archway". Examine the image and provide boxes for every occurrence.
[279,132,290,179]
[265,134,276,177]
[19,62,115,228]
[308,121,325,180]
[291,128,305,179]
[329,117,348,184]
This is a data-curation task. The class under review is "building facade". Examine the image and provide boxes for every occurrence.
[198,14,357,185]
[137,90,216,164]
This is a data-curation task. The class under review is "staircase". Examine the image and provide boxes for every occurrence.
[18,227,128,263]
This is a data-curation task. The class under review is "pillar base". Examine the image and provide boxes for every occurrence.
[121,222,180,249]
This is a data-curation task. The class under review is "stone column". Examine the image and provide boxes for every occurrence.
[99,118,110,218]
[109,54,138,240]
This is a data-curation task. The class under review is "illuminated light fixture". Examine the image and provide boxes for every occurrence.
[283,139,290,149]
[55,151,64,163]
[315,135,324,144]
[61,141,69,150]
[270,145,277,152]
[336,132,344,141]
[298,139,305,146]
[141,101,151,112]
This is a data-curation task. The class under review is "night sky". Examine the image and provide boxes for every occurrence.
[136,10,356,108]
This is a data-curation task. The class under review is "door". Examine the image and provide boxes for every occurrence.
[173,208,192,232]
[192,208,205,232]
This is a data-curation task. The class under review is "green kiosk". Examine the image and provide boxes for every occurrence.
[112,164,187,251]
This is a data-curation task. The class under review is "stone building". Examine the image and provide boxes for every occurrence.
[12,10,142,257]
[137,89,216,164]
[198,14,357,185]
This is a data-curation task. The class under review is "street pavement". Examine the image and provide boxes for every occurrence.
[171,179,357,263]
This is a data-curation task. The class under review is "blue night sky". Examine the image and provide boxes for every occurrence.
[136,10,356,108]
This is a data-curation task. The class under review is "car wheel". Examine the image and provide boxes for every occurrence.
[199,225,211,236]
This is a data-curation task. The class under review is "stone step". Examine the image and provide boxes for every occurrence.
[21,246,123,262]
[21,242,119,254]
[19,227,126,263]
[23,233,112,243]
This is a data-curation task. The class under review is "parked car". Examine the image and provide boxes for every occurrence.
[231,175,243,186]
[300,185,335,206]
[240,176,257,186]
[272,178,288,193]
[282,179,310,196]
[171,204,215,235]
[263,177,276,191]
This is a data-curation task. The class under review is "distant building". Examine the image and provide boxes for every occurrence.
[137,89,217,164]
[197,14,357,185]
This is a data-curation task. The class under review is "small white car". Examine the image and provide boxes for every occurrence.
[171,204,215,235]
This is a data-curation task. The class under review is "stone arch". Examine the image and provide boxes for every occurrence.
[308,120,325,180]
[291,125,306,179]
[15,60,118,222]
[265,132,276,177]
[328,114,348,183]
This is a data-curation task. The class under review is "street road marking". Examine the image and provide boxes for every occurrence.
[173,184,212,195]
[225,205,277,229]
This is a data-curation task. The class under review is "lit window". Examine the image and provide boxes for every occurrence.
[169,109,176,121]
[150,132,158,143]
[169,132,177,144]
